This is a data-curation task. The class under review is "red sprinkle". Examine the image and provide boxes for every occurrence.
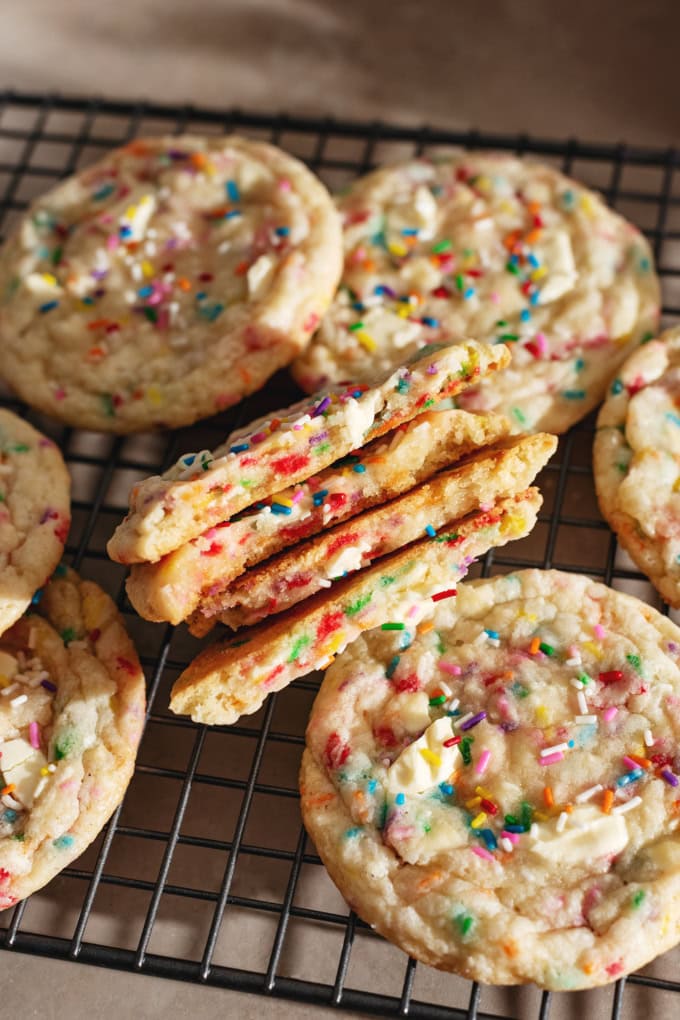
[324,732,350,770]
[432,588,457,602]
[443,736,462,747]
[599,670,623,685]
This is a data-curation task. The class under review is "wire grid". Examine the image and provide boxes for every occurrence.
[0,91,680,1020]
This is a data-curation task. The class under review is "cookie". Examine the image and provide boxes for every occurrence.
[0,135,343,432]
[169,489,541,725]
[301,568,680,989]
[293,153,660,434]
[190,432,556,634]
[126,409,512,624]
[0,566,145,909]
[0,410,70,636]
[108,339,510,564]
[594,327,680,607]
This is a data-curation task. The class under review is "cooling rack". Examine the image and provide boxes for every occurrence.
[1,89,680,1020]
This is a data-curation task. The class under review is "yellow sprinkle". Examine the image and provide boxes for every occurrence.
[579,193,596,216]
[321,632,345,657]
[356,330,377,353]
[535,705,550,725]
[615,331,632,345]
[672,477,680,493]
[139,194,153,207]
[141,260,154,278]
[470,812,487,829]
[582,640,603,660]
[534,810,549,822]
[40,766,50,776]
[276,498,294,508]
[420,747,442,768]
[500,199,515,215]
[475,785,493,799]
[501,513,528,537]
[387,241,408,257]
[531,266,548,282]
[41,273,58,286]
[465,796,482,809]
[397,305,411,318]
[146,384,163,407]
[125,205,137,220]
[0,675,9,689]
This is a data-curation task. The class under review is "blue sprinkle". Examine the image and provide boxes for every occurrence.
[561,190,575,208]
[562,389,586,400]
[425,524,437,538]
[484,628,499,640]
[81,296,95,305]
[224,209,242,219]
[39,300,59,313]
[401,227,419,236]
[312,489,328,506]
[119,224,133,239]
[666,412,680,427]
[575,357,585,372]
[196,291,207,301]
[271,502,293,515]
[421,316,440,328]
[395,793,405,806]
[616,768,644,787]
[504,823,526,834]
[31,588,43,605]
[463,287,476,300]
[519,309,531,323]
[352,301,365,312]
[3,809,17,823]
[352,389,363,398]
[611,379,624,395]
[352,463,366,474]
[182,454,196,465]
[386,655,400,679]
[53,835,75,850]
[439,782,454,797]
[226,180,240,202]
[367,779,378,794]
[230,443,249,454]
[344,826,362,838]
[275,226,290,237]
[399,631,413,650]
[509,254,520,266]
[137,285,153,298]
[479,828,497,850]
[93,183,115,201]
[639,256,651,273]
[529,290,541,306]
[567,740,575,748]
[527,253,540,269]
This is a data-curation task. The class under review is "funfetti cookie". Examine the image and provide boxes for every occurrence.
[126,408,512,624]
[301,568,680,990]
[0,566,145,909]
[189,432,556,635]
[0,135,343,432]
[293,153,660,434]
[169,489,541,726]
[595,327,680,607]
[0,410,70,636]
[108,339,510,565]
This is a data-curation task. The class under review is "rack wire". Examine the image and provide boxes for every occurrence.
[1,90,680,1020]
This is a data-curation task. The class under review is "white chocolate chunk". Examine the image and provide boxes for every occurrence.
[645,838,680,871]
[529,803,628,863]
[1,737,47,808]
[247,254,275,297]
[386,717,459,795]
[392,692,431,734]
[535,231,577,303]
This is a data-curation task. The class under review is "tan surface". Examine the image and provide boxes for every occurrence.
[2,1,680,1016]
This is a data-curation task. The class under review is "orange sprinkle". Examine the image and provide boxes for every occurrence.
[527,200,542,216]
[581,961,596,975]
[234,260,250,276]
[543,786,554,808]
[124,140,151,156]
[529,637,541,655]
[191,152,208,169]
[563,803,573,814]
[416,871,442,893]
[525,228,542,245]
[627,754,652,770]
[176,277,192,291]
[303,793,334,807]
[269,417,282,432]
[602,789,614,814]
[503,231,521,251]
[501,670,515,680]
[362,258,376,273]
[87,346,106,361]
[502,941,519,958]
[87,319,109,331]
[1,784,15,796]
[353,790,365,804]
[672,799,680,815]
[418,620,435,635]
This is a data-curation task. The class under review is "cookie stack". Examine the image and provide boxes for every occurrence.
[108,339,556,723]
[0,412,145,908]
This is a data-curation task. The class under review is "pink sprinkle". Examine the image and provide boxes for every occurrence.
[291,489,305,504]
[501,830,520,845]
[490,291,501,304]
[278,178,292,192]
[106,234,119,251]
[476,749,491,775]
[539,751,564,766]
[407,604,420,619]
[603,706,618,722]
[594,624,606,639]
[439,661,462,677]
[471,846,495,862]
[29,722,40,749]
[54,387,66,401]
[622,756,638,770]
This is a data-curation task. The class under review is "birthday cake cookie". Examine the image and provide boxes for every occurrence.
[293,153,659,434]
[0,410,70,636]
[594,327,680,607]
[108,339,510,564]
[169,489,541,725]
[0,135,342,432]
[0,567,145,908]
[301,569,680,988]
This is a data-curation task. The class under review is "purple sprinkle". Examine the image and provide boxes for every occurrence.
[90,269,108,280]
[39,507,56,524]
[312,396,331,417]
[668,642,680,653]
[41,679,57,692]
[662,768,679,787]
[426,363,439,375]
[461,711,487,731]
[500,721,519,733]
[309,431,329,446]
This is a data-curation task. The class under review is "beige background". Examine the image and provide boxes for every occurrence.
[2,2,680,1017]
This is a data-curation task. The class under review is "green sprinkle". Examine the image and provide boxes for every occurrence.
[505,261,520,275]
[432,239,452,254]
[454,911,474,938]
[616,462,628,474]
[54,732,75,761]
[578,673,592,686]
[344,827,363,839]
[54,563,67,578]
[51,246,63,266]
[381,622,405,631]
[379,575,395,587]
[626,653,642,674]
[511,407,527,426]
[60,627,77,644]
[455,273,465,291]
[435,631,445,655]
[631,889,645,909]
[429,694,447,707]
[498,333,519,342]
[423,398,435,408]
[12,833,25,842]
[641,331,655,343]
[287,634,311,663]
[386,655,400,680]
[397,378,410,394]
[144,307,158,324]
[378,801,389,829]
[460,737,473,766]
[562,389,586,400]
[100,393,115,418]
[344,592,372,616]
[511,681,529,699]
[521,802,533,829]
[348,321,364,331]
[539,642,555,656]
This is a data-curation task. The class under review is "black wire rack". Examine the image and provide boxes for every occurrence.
[1,90,680,1020]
